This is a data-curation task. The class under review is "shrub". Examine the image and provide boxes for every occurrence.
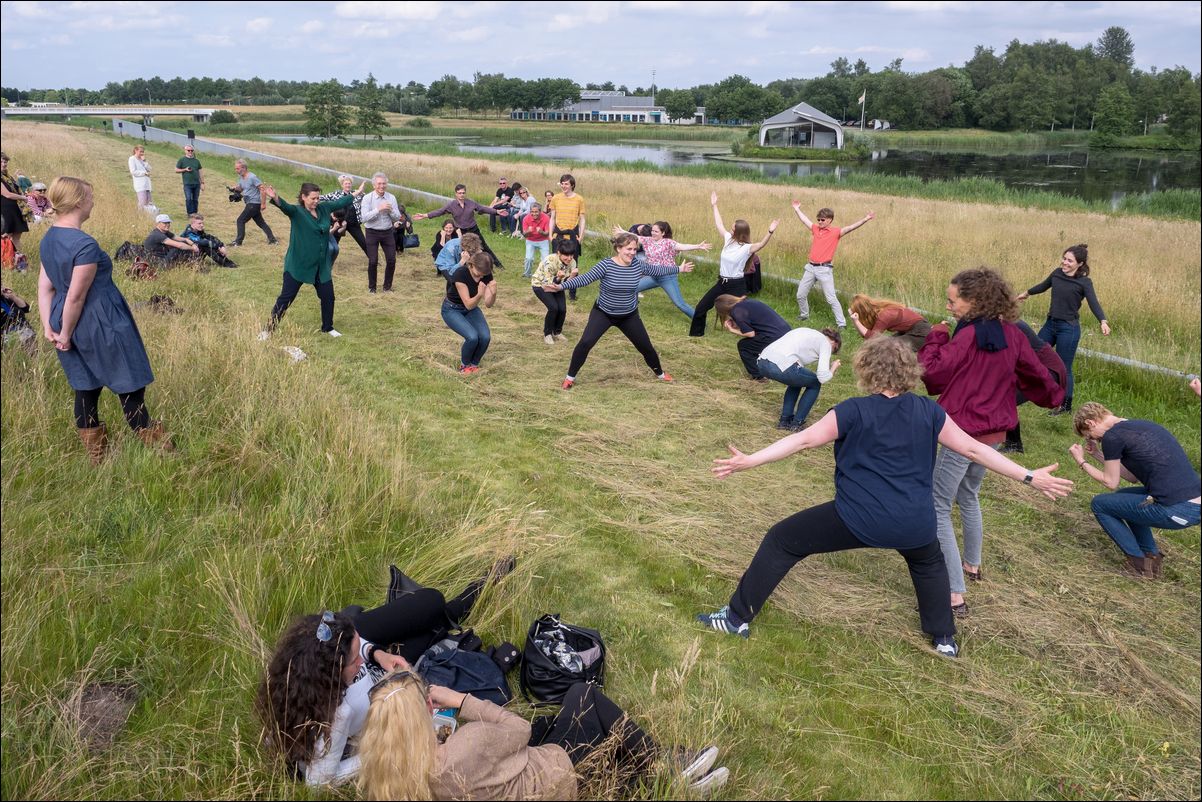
[208,110,238,125]
[405,117,433,128]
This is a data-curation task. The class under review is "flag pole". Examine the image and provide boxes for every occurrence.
[859,89,866,132]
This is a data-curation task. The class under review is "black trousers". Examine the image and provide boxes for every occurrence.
[342,217,369,257]
[192,236,236,267]
[74,386,150,430]
[737,334,774,378]
[529,683,657,773]
[460,225,502,268]
[347,583,483,663]
[729,500,955,639]
[551,227,579,299]
[365,228,397,291]
[234,204,276,245]
[568,305,662,379]
[532,286,567,336]
[270,271,335,332]
[690,276,747,336]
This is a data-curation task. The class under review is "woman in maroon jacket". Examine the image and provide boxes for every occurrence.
[919,269,1063,614]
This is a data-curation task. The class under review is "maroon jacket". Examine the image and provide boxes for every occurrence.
[919,320,1064,437]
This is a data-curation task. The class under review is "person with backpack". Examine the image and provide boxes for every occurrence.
[357,672,729,799]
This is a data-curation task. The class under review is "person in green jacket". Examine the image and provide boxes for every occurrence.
[260,180,365,339]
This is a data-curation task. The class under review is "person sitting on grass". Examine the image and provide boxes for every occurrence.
[443,252,497,375]
[1069,402,1200,580]
[256,560,514,788]
[431,220,459,265]
[697,336,1073,659]
[181,213,237,268]
[357,672,729,800]
[25,181,52,223]
[1,284,35,349]
[791,202,874,329]
[143,213,201,266]
[714,293,791,381]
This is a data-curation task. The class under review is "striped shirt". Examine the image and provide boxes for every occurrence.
[560,256,678,316]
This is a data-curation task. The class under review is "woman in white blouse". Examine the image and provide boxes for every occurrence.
[127,145,152,209]
[690,191,777,336]
[757,326,843,430]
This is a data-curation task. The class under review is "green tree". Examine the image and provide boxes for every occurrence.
[1165,78,1201,141]
[356,73,388,140]
[1096,26,1135,70]
[1092,83,1136,143]
[658,88,697,123]
[304,79,350,139]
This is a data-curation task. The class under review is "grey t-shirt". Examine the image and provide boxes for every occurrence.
[238,173,262,205]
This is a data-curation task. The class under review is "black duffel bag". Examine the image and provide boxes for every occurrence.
[519,614,606,706]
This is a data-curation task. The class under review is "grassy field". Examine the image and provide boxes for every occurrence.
[849,127,1199,153]
[2,122,1200,800]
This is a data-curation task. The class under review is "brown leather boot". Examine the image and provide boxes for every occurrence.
[77,423,109,465]
[1144,553,1164,579]
[136,420,176,452]
[1120,554,1152,579]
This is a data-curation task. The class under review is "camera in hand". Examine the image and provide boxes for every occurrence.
[227,186,243,203]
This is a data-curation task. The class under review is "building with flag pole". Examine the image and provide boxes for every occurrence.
[757,102,844,149]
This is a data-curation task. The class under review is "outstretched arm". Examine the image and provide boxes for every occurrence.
[749,220,779,255]
[676,240,712,252]
[712,410,839,478]
[790,200,813,229]
[840,211,875,236]
[939,415,1073,499]
[711,191,727,237]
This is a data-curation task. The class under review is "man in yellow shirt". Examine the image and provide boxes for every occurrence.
[548,174,586,301]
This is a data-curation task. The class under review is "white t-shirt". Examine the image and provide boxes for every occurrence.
[719,233,753,279]
[759,327,835,382]
[300,638,381,786]
[128,156,152,191]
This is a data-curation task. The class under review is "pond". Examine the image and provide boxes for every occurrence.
[454,141,1200,204]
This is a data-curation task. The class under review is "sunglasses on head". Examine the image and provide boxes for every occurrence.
[315,610,335,642]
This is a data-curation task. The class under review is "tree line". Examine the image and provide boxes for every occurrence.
[2,26,1198,139]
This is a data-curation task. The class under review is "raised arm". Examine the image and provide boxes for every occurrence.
[749,220,779,256]
[938,415,1072,499]
[710,191,727,236]
[713,410,840,478]
[839,211,875,236]
[790,200,813,229]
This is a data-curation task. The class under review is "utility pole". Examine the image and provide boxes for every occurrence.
[651,69,656,105]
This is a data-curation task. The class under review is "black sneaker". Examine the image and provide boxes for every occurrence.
[775,419,795,430]
[932,635,959,658]
[998,441,1023,454]
[696,606,749,638]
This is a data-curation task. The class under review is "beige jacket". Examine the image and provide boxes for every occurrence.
[430,696,578,801]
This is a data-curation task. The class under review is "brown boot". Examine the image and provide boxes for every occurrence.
[1120,554,1152,579]
[77,423,109,465]
[1144,553,1164,579]
[136,420,176,452]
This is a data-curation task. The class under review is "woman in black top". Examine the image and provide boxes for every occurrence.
[1016,243,1111,415]
[442,252,497,374]
[431,220,458,263]
[319,175,368,258]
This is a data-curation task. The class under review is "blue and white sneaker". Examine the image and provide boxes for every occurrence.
[932,635,959,659]
[696,606,749,639]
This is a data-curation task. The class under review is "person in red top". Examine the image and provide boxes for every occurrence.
[520,202,551,277]
[847,293,932,351]
[791,203,874,328]
[919,268,1063,614]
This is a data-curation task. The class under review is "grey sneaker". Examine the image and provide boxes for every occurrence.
[932,635,959,658]
[696,606,749,638]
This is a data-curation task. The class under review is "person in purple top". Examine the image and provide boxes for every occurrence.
[414,184,508,268]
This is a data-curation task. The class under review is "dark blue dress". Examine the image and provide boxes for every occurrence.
[40,227,154,393]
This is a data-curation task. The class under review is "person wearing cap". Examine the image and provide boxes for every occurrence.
[175,144,205,216]
[25,182,52,223]
[143,213,201,265]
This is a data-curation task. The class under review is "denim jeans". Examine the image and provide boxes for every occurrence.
[183,183,201,216]
[523,239,549,276]
[1090,487,1201,557]
[756,358,822,425]
[1038,317,1081,402]
[637,273,695,318]
[931,444,993,595]
[441,300,491,367]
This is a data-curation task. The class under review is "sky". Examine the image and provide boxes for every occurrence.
[1,0,1199,91]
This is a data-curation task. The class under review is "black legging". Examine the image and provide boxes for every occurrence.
[74,386,150,430]
[567,305,662,379]
[342,217,369,257]
[270,271,335,332]
[460,225,502,268]
[235,204,276,245]
[346,581,484,663]
[729,500,955,639]
[552,227,579,300]
[532,286,567,336]
[529,683,657,773]
[690,276,747,336]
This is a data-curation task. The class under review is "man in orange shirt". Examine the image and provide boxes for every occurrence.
[548,174,586,301]
[791,202,874,328]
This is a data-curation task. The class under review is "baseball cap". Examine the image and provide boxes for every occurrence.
[155,213,172,224]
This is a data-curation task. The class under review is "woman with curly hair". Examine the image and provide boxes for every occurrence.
[918,268,1063,615]
[256,565,509,786]
[358,672,728,800]
[1016,243,1111,416]
[697,336,1073,659]
[847,293,931,352]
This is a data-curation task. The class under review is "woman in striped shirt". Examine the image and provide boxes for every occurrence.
[543,232,693,390]
[611,221,710,319]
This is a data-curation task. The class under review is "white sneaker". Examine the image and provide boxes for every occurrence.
[544,334,555,345]
[687,766,729,797]
[257,330,271,341]
[328,329,342,338]
[676,746,720,782]
[554,333,567,341]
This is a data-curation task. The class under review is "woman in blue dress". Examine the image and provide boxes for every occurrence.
[37,176,170,463]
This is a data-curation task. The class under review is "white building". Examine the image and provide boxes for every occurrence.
[510,91,705,125]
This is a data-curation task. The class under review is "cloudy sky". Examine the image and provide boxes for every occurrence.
[2,0,1199,91]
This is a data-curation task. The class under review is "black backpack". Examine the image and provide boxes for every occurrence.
[519,614,606,706]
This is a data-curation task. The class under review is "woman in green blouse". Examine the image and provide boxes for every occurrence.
[260,180,365,339]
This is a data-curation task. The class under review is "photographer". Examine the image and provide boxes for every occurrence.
[181,213,237,268]
[229,159,278,247]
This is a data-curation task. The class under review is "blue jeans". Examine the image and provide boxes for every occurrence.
[757,359,822,425]
[183,183,201,215]
[637,274,695,319]
[523,239,549,276]
[1038,317,1080,402]
[441,300,491,367]
[1090,487,1201,557]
